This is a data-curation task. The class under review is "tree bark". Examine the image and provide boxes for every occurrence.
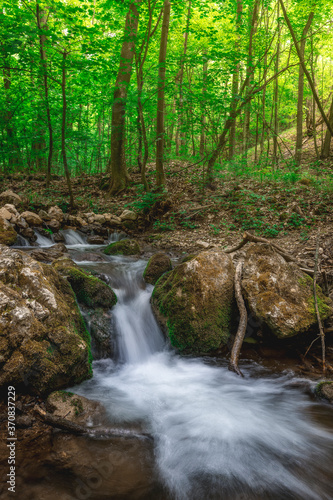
[61,52,74,210]
[229,0,242,161]
[295,12,314,166]
[109,1,141,195]
[156,0,171,188]
[321,96,333,158]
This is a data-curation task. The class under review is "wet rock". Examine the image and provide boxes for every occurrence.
[48,205,64,223]
[21,211,43,226]
[46,391,106,426]
[48,219,61,232]
[0,245,92,394]
[143,253,172,285]
[38,209,51,221]
[20,227,37,242]
[53,232,65,243]
[87,235,105,245]
[16,415,34,428]
[53,258,117,309]
[87,224,109,237]
[316,381,333,403]
[152,249,235,354]
[0,190,22,206]
[87,308,115,359]
[4,204,20,218]
[15,216,29,230]
[0,217,17,246]
[29,243,68,263]
[104,239,140,256]
[73,252,108,263]
[242,244,332,338]
[0,206,14,221]
[104,213,122,226]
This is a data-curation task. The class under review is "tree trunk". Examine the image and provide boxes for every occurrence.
[156,0,171,188]
[272,4,280,167]
[109,1,141,195]
[228,0,242,161]
[321,96,333,158]
[200,52,208,157]
[61,52,74,210]
[295,12,314,166]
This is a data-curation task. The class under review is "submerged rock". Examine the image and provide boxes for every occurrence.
[143,252,172,285]
[53,258,117,309]
[29,243,68,263]
[242,244,332,338]
[46,390,107,425]
[0,217,17,246]
[104,238,140,256]
[0,246,92,394]
[152,249,235,354]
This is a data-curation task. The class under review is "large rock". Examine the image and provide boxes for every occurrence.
[152,250,235,353]
[48,205,64,223]
[120,209,137,221]
[46,391,107,425]
[0,218,17,246]
[242,244,332,338]
[104,239,140,256]
[316,381,333,403]
[21,211,43,226]
[0,246,92,394]
[53,258,117,309]
[0,207,13,221]
[0,190,22,206]
[143,253,172,285]
[29,243,68,263]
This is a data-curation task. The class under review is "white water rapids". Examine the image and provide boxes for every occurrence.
[68,253,333,500]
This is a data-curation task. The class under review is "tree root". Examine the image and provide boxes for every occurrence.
[229,258,247,376]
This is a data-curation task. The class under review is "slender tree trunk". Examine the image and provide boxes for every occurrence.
[37,4,53,187]
[109,1,141,195]
[61,52,74,210]
[272,4,280,167]
[295,12,314,166]
[156,0,171,188]
[200,52,208,157]
[321,96,333,158]
[229,0,242,160]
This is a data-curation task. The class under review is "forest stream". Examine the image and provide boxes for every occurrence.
[24,232,332,500]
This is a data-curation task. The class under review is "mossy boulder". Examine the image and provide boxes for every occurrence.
[242,243,332,338]
[0,245,92,395]
[46,391,107,425]
[143,252,172,285]
[52,258,117,309]
[316,381,333,403]
[103,238,140,256]
[0,217,17,246]
[152,249,235,354]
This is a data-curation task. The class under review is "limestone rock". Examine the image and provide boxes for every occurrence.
[52,258,117,309]
[0,207,12,221]
[48,219,61,232]
[0,218,17,246]
[48,206,64,223]
[316,381,333,403]
[46,391,106,426]
[0,245,92,394]
[104,239,140,256]
[38,209,51,221]
[87,235,105,245]
[120,209,137,221]
[152,249,235,353]
[104,213,122,226]
[21,211,43,226]
[143,253,172,285]
[0,190,22,206]
[242,244,332,338]
[29,243,68,263]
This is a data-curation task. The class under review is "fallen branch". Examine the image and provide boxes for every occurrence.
[34,406,153,440]
[229,259,247,377]
[313,237,326,375]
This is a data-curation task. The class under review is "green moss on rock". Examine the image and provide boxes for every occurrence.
[0,218,17,246]
[315,381,333,403]
[152,250,235,354]
[103,239,140,256]
[143,253,172,285]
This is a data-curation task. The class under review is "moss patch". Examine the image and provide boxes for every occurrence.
[0,218,17,246]
[143,253,172,285]
[103,239,140,256]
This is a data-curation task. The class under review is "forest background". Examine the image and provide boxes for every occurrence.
[1,0,333,244]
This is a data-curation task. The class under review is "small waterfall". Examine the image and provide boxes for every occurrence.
[34,230,54,247]
[14,234,30,247]
[60,229,87,246]
[111,260,164,363]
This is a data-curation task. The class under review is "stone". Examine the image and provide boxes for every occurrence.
[0,190,22,206]
[15,216,29,229]
[21,211,43,226]
[316,381,333,403]
[4,204,19,218]
[74,216,87,227]
[52,258,117,309]
[0,218,17,246]
[0,245,92,394]
[104,213,122,226]
[46,391,106,426]
[47,219,61,232]
[53,232,65,243]
[196,240,210,249]
[38,209,51,221]
[93,214,106,224]
[104,239,140,256]
[29,243,68,263]
[152,249,235,354]
[87,235,105,245]
[242,244,332,338]
[48,206,64,222]
[20,227,36,241]
[0,207,12,221]
[71,252,108,263]
[143,253,172,285]
[120,209,137,221]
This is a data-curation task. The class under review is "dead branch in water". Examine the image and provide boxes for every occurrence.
[34,406,153,440]
[229,259,247,376]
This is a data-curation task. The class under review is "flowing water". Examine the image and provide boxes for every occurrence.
[68,251,333,500]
